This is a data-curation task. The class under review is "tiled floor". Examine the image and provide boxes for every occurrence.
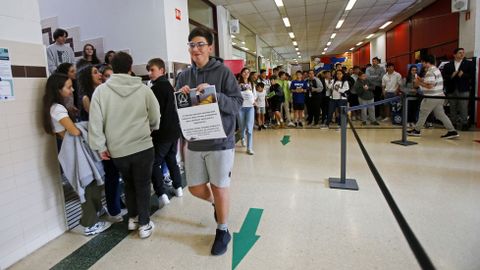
[9,127,480,270]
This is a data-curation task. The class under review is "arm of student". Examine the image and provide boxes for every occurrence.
[59,117,81,136]
[88,94,107,153]
[147,89,161,130]
[217,72,243,116]
[82,96,91,113]
[46,48,57,74]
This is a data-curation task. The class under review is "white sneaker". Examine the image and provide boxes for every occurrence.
[138,221,155,239]
[128,216,139,231]
[174,187,183,197]
[109,213,123,223]
[159,194,170,207]
[287,122,295,127]
[84,221,111,236]
[241,138,246,147]
[381,117,390,122]
[246,149,255,155]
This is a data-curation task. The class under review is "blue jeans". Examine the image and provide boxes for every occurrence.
[238,107,255,151]
[327,99,348,125]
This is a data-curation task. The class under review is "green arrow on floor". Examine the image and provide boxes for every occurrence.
[232,208,264,270]
[281,135,290,145]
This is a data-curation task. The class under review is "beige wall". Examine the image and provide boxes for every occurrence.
[0,1,67,268]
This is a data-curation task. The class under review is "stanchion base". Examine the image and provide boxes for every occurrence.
[391,140,418,146]
[328,178,359,190]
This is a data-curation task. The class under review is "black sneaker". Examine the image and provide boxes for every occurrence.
[371,121,380,126]
[211,229,231,256]
[441,131,459,139]
[407,129,421,137]
[294,122,298,127]
[299,122,303,127]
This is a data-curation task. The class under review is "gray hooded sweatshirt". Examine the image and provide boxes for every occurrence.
[88,74,160,158]
[176,57,243,151]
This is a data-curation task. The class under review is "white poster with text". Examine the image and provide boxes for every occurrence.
[0,48,14,101]
[174,85,226,141]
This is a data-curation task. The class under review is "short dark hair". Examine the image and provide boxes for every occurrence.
[270,75,278,81]
[55,62,73,74]
[453,48,464,54]
[260,69,267,74]
[335,63,342,67]
[278,71,285,78]
[353,65,360,70]
[53,28,68,40]
[421,54,436,65]
[273,67,279,72]
[188,27,213,45]
[256,82,265,88]
[296,70,302,74]
[358,71,365,76]
[104,50,115,64]
[146,58,166,71]
[111,52,133,74]
[372,57,380,62]
[386,62,395,68]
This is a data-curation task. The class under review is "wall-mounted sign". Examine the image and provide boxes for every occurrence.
[175,8,181,21]
[0,48,14,101]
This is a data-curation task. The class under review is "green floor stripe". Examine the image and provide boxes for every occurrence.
[51,195,161,270]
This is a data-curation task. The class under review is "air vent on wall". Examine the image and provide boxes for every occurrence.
[452,0,469,13]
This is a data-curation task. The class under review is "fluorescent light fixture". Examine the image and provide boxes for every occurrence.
[283,17,291,27]
[345,0,357,11]
[295,47,299,51]
[336,19,344,29]
[289,32,295,38]
[379,21,392,29]
[322,52,326,55]
[330,33,337,39]
[241,41,245,44]
[243,47,249,51]
[356,41,363,46]
[274,0,284,7]
[231,35,235,38]
[327,41,332,46]
[292,41,298,46]
[297,52,301,55]
[323,48,328,51]
[232,42,236,45]
[349,47,355,51]
[299,56,302,58]
[366,34,374,39]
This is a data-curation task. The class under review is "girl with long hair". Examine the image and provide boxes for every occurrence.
[42,73,111,235]
[237,67,256,155]
[76,43,101,69]
[77,65,123,222]
[326,70,350,127]
[405,65,421,127]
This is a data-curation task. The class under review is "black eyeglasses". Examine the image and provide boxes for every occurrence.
[187,42,208,49]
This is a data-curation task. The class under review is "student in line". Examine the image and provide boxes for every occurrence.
[290,70,308,127]
[76,44,101,69]
[326,70,349,128]
[237,67,256,155]
[77,64,123,223]
[146,58,184,207]
[355,72,379,126]
[46,28,75,74]
[88,52,161,239]
[267,75,285,128]
[255,82,267,130]
[42,73,111,235]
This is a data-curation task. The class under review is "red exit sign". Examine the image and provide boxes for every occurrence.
[175,8,181,20]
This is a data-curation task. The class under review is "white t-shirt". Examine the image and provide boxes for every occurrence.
[382,71,402,92]
[50,103,69,133]
[454,60,461,72]
[331,80,349,100]
[241,89,256,107]
[255,91,266,108]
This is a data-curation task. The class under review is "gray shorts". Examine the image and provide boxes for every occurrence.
[256,107,266,114]
[185,148,235,188]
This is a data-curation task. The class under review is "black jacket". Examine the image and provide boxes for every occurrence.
[150,75,181,143]
[442,59,474,93]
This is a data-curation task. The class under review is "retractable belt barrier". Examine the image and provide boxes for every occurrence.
[348,117,436,270]
[348,96,401,112]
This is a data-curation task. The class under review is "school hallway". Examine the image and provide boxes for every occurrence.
[8,127,480,270]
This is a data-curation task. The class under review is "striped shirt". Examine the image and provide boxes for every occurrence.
[421,66,444,96]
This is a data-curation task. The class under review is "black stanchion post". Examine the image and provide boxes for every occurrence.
[391,95,418,146]
[329,106,359,191]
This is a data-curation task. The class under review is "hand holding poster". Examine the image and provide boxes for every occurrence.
[174,85,226,141]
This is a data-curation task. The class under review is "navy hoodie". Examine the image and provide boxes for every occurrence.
[175,57,243,151]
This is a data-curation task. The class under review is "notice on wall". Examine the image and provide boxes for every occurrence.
[174,85,226,141]
[0,48,14,101]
